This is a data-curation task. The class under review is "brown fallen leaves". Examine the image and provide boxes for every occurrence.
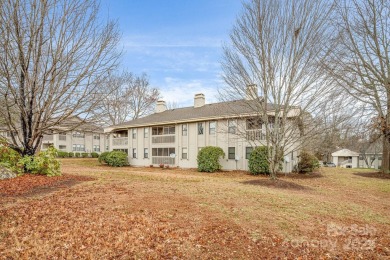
[0,183,271,259]
[0,174,94,196]
[0,184,326,259]
[0,161,389,259]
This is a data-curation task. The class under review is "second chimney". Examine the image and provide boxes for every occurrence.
[245,84,258,100]
[155,100,167,113]
[194,93,205,108]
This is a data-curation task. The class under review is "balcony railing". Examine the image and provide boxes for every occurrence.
[246,130,265,141]
[112,137,128,146]
[42,135,54,141]
[152,156,175,165]
[152,135,175,144]
[339,159,352,166]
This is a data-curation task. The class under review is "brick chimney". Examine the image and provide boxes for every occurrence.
[245,84,258,100]
[194,93,205,108]
[155,100,167,113]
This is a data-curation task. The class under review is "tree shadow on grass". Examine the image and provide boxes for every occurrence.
[0,175,95,198]
[241,178,310,191]
[280,172,323,179]
[353,172,390,180]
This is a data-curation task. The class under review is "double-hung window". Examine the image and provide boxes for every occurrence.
[228,147,236,160]
[228,120,236,134]
[198,123,204,135]
[182,124,188,136]
[209,121,216,134]
[246,147,254,159]
[182,148,188,159]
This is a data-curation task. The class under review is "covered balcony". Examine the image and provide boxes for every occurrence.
[111,130,129,147]
[151,126,175,144]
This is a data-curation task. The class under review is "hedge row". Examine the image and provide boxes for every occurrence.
[57,151,99,158]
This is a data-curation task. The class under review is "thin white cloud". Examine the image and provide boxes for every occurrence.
[158,77,224,107]
[121,34,223,49]
[119,35,227,105]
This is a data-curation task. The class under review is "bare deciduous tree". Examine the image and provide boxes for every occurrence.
[307,92,369,162]
[93,72,160,126]
[328,0,390,173]
[220,0,335,178]
[0,0,120,156]
[165,101,181,110]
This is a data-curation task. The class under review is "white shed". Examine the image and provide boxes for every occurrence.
[331,149,359,168]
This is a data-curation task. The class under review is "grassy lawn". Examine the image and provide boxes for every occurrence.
[1,159,389,258]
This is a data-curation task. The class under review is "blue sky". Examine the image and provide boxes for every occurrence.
[99,0,243,107]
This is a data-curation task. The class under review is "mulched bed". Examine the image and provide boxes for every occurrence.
[353,172,390,179]
[0,174,95,197]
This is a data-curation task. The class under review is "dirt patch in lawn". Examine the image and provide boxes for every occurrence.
[241,178,310,190]
[284,172,323,179]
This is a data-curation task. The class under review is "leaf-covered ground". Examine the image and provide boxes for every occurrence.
[0,174,94,197]
[1,159,389,259]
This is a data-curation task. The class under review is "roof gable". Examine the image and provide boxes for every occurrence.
[332,149,360,157]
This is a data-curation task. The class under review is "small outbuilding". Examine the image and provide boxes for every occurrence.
[331,149,359,168]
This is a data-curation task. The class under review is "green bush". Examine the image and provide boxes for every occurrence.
[98,152,110,164]
[75,152,81,158]
[0,145,23,173]
[105,151,129,167]
[57,151,68,158]
[197,146,225,172]
[68,152,74,158]
[296,150,320,173]
[91,152,99,158]
[81,152,89,158]
[248,146,270,175]
[19,146,61,176]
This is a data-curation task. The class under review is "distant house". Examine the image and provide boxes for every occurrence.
[332,149,359,168]
[104,90,301,172]
[332,148,382,169]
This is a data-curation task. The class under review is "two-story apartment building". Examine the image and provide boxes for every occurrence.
[41,117,108,153]
[105,93,301,172]
[1,117,108,154]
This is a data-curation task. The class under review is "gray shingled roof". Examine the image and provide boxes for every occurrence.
[50,117,104,133]
[1,116,104,133]
[106,99,275,131]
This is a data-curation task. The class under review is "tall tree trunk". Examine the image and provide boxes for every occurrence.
[382,135,389,174]
[383,94,390,173]
[384,91,390,174]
